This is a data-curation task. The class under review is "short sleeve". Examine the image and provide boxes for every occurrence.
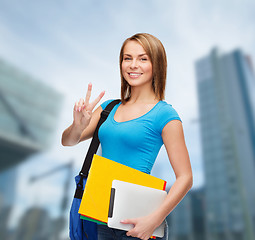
[155,103,182,134]
[100,99,115,110]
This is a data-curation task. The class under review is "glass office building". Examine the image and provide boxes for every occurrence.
[167,189,206,240]
[14,207,52,240]
[0,58,63,172]
[190,188,206,240]
[168,193,193,240]
[0,57,63,239]
[195,48,255,240]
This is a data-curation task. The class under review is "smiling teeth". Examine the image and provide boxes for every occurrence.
[129,73,141,76]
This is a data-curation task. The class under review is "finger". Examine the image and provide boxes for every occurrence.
[121,219,138,237]
[126,228,136,237]
[85,83,92,106]
[120,218,136,225]
[82,108,91,120]
[73,101,79,111]
[88,90,105,111]
[78,98,84,105]
[78,98,84,111]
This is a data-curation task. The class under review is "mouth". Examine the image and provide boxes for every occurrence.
[128,72,143,78]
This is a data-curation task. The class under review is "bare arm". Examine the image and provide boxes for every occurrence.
[122,120,193,240]
[61,83,105,146]
[61,105,103,146]
[150,120,193,220]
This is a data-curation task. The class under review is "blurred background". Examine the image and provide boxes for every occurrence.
[0,0,254,239]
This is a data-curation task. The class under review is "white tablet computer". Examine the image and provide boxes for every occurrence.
[108,180,167,238]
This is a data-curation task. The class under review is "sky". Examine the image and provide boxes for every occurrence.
[0,0,255,231]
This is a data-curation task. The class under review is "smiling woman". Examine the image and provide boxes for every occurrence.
[119,33,167,103]
[62,33,193,240]
[121,41,153,92]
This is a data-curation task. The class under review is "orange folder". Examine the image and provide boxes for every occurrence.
[78,154,166,224]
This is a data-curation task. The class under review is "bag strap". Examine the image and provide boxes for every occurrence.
[79,99,121,178]
[74,99,121,198]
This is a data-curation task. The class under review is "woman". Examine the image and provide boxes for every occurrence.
[62,33,193,240]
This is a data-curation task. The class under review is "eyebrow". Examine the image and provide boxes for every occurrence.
[123,53,148,57]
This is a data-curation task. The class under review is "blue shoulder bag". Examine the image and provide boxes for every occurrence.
[69,100,121,240]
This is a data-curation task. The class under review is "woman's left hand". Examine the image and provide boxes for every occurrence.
[120,214,161,240]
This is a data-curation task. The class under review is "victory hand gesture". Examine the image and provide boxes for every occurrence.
[73,83,105,130]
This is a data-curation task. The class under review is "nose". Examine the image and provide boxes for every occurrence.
[130,59,138,69]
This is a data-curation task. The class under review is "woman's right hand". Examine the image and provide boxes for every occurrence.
[73,83,105,130]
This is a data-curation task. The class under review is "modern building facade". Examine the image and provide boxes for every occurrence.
[0,57,63,239]
[167,192,193,240]
[0,57,63,172]
[190,188,206,240]
[14,207,52,240]
[195,48,255,240]
[167,188,206,240]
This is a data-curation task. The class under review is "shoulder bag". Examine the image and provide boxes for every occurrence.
[69,99,121,240]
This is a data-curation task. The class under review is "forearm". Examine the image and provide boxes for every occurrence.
[61,122,85,146]
[152,174,193,225]
[122,174,193,239]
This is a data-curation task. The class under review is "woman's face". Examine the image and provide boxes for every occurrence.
[121,40,153,89]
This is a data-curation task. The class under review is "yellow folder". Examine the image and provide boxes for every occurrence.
[78,154,166,224]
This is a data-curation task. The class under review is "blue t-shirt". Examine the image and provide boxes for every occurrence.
[99,100,181,174]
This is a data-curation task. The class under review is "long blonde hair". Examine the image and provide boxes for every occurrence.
[119,33,167,103]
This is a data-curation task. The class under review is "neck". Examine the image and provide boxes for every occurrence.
[128,84,158,104]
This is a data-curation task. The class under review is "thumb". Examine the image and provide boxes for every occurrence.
[120,219,137,225]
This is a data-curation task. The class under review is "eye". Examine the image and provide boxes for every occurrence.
[124,57,132,61]
[140,58,148,61]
